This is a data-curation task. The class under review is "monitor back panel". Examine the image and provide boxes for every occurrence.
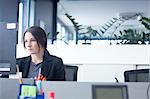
[92,84,129,99]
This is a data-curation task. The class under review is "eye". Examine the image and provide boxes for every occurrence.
[30,38,36,42]
[24,40,28,43]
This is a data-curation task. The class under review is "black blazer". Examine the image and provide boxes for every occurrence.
[16,50,65,81]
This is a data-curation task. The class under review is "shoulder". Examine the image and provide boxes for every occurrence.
[44,49,63,63]
[16,56,30,64]
[46,54,63,63]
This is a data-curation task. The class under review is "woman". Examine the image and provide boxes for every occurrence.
[17,26,65,81]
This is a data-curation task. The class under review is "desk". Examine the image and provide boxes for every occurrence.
[0,78,149,99]
[43,82,150,99]
[0,78,34,99]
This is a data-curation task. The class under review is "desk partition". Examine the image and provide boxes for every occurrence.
[0,78,150,99]
[42,82,150,99]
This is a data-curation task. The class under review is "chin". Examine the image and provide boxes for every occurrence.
[28,51,35,54]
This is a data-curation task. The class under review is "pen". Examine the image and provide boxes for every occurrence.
[37,68,41,80]
[38,68,41,77]
[16,64,23,84]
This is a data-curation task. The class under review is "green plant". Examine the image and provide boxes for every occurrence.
[118,29,145,44]
[117,17,150,44]
[65,12,150,44]
[139,17,150,30]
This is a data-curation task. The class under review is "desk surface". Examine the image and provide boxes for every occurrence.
[0,78,149,99]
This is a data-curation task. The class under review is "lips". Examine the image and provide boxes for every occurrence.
[27,48,33,52]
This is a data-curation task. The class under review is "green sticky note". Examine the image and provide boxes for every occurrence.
[21,85,36,97]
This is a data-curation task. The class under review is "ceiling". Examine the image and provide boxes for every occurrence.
[58,0,150,27]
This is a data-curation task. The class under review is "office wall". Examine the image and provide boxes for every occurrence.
[35,0,53,35]
[0,0,18,22]
[0,0,18,73]
[17,44,150,82]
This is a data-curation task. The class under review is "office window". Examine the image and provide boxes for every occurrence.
[18,0,34,43]
[58,0,150,45]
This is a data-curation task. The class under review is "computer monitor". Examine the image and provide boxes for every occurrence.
[92,84,129,99]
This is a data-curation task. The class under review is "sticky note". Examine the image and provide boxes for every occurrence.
[21,85,36,97]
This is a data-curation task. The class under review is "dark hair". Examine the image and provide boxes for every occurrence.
[23,26,47,49]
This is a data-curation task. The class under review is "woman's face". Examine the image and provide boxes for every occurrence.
[24,32,41,55]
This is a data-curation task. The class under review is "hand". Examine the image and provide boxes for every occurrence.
[35,74,47,81]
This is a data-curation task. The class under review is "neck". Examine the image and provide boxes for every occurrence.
[31,50,44,64]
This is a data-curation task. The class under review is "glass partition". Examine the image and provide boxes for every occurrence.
[57,0,150,45]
